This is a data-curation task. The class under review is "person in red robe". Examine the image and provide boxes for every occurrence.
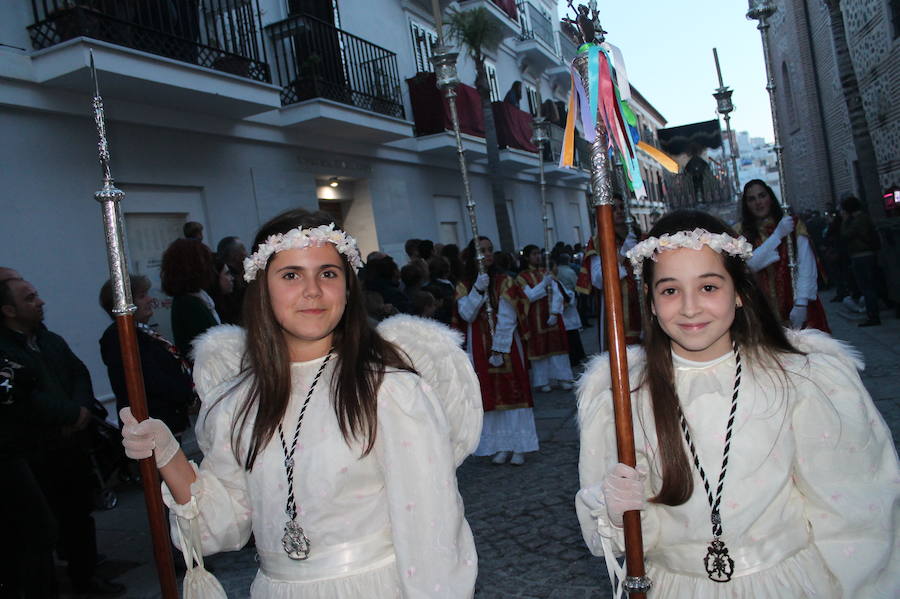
[455,237,537,466]
[516,245,573,393]
[576,195,643,348]
[738,179,830,332]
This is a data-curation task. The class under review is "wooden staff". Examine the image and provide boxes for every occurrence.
[89,52,178,598]
[568,7,650,594]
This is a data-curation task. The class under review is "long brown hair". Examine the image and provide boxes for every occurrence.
[740,179,783,247]
[230,209,415,469]
[640,210,801,506]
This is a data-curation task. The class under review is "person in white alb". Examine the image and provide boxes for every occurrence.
[121,209,481,598]
[576,210,898,598]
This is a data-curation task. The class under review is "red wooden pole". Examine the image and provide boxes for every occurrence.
[594,204,647,598]
[115,313,178,598]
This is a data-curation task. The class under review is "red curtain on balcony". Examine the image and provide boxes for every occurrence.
[406,72,484,137]
[492,102,538,153]
[492,0,518,20]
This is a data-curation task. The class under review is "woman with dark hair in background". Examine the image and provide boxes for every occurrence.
[208,257,235,326]
[161,238,220,356]
[121,209,480,597]
[737,179,829,332]
[99,275,192,435]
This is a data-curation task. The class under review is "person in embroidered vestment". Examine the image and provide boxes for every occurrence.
[737,179,830,332]
[120,209,480,598]
[516,245,573,392]
[576,210,898,598]
[576,195,642,347]
[456,237,537,466]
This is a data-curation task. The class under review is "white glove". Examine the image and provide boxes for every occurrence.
[473,272,490,293]
[541,275,554,289]
[488,352,504,367]
[602,462,646,527]
[789,305,807,329]
[774,215,795,240]
[120,407,180,468]
[547,314,558,326]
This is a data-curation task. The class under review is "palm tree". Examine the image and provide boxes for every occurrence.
[822,0,882,214]
[447,8,516,252]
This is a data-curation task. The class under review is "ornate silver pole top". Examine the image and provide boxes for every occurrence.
[90,51,116,190]
[89,51,132,316]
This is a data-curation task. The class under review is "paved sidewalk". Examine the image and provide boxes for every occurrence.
[86,298,899,598]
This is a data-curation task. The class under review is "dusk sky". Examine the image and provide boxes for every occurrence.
[555,1,776,142]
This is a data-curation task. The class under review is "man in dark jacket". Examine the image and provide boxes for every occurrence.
[841,196,882,326]
[0,277,124,596]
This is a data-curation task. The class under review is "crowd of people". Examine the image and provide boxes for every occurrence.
[1,192,897,597]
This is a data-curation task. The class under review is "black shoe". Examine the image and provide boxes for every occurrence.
[72,577,126,597]
[830,295,845,303]
[858,319,882,327]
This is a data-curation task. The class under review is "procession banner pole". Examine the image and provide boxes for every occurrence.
[746,1,798,297]
[430,0,495,336]
[89,52,179,599]
[532,116,554,306]
[564,3,649,595]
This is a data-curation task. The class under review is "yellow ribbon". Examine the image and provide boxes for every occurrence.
[637,141,679,174]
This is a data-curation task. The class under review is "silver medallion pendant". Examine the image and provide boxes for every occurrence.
[703,538,735,582]
[282,520,310,560]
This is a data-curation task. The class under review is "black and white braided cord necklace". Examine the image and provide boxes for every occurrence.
[678,342,741,582]
[277,349,332,560]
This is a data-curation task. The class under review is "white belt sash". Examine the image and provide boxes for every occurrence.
[258,528,395,583]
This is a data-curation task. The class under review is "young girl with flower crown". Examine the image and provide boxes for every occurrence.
[121,209,481,598]
[576,210,898,598]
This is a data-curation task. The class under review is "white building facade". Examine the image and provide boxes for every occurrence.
[0,0,673,401]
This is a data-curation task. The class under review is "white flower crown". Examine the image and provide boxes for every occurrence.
[625,228,754,269]
[242,223,363,282]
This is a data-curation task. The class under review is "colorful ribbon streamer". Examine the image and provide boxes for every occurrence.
[559,42,665,199]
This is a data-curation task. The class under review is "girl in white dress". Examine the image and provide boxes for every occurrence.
[121,209,480,598]
[576,210,898,598]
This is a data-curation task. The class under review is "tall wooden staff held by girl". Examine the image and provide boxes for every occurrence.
[88,53,178,597]
[562,3,650,595]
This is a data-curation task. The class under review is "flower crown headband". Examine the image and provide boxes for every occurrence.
[625,228,753,270]
[243,223,363,282]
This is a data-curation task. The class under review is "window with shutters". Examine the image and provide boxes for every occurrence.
[409,20,438,74]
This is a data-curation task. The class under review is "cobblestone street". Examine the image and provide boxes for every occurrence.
[87,298,900,597]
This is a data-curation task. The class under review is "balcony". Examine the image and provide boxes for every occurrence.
[535,122,589,182]
[546,31,578,88]
[457,0,521,39]
[267,13,411,143]
[26,0,280,118]
[515,1,559,72]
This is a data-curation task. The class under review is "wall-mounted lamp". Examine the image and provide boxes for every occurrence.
[329,177,339,188]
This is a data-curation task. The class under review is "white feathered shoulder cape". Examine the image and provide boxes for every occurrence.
[190,314,483,466]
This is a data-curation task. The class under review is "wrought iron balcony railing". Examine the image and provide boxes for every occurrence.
[267,14,404,119]
[558,30,578,64]
[27,0,270,83]
[545,122,588,169]
[517,1,556,53]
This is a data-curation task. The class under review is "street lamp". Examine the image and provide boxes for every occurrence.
[712,48,740,199]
